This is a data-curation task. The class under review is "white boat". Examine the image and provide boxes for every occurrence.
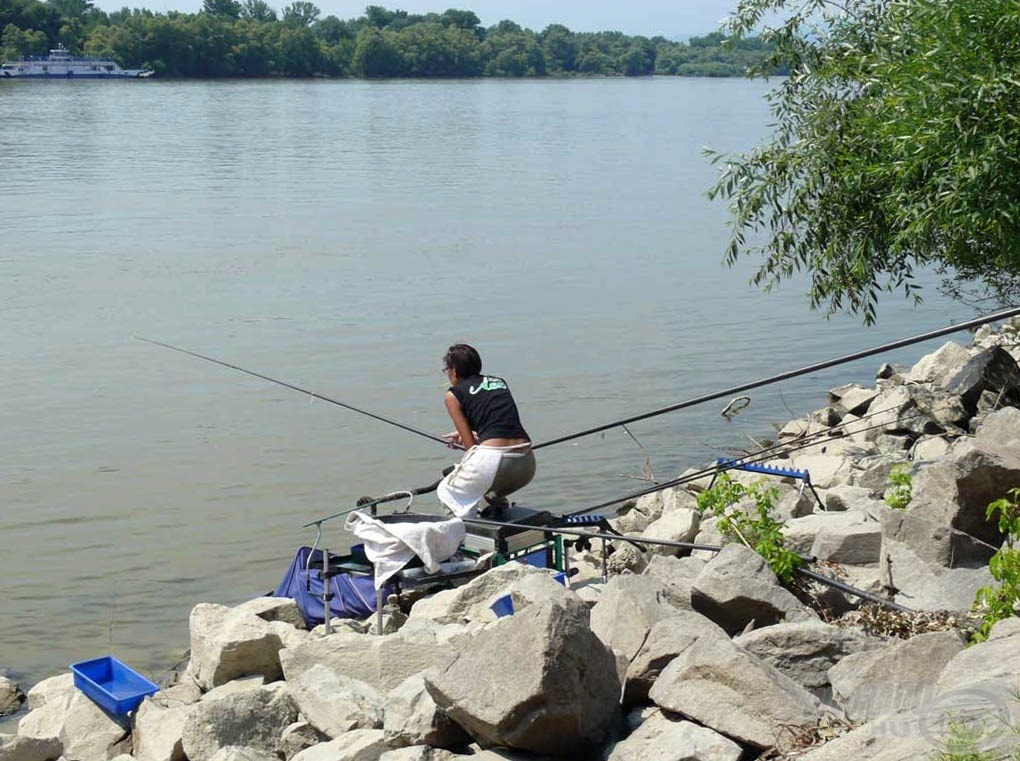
[1,46,153,78]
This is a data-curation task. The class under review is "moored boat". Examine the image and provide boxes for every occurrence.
[1,45,153,78]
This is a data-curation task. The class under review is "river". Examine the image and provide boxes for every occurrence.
[0,76,972,704]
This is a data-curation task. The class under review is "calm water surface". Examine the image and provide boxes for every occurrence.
[0,77,971,703]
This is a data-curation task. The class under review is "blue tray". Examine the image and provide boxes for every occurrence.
[70,656,159,716]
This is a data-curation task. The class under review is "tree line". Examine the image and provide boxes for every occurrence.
[0,1,776,78]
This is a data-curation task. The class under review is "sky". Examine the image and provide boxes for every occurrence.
[90,0,743,38]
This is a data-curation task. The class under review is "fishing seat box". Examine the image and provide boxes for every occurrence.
[462,505,556,562]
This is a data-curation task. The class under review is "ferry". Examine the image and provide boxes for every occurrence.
[1,46,153,78]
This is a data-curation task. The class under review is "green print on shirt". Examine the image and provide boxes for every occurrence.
[469,377,508,395]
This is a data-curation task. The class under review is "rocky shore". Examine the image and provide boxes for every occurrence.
[4,320,1020,761]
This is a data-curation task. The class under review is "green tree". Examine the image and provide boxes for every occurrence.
[280,0,317,27]
[202,0,240,19]
[352,25,400,75]
[241,0,276,23]
[540,23,576,73]
[707,0,1020,323]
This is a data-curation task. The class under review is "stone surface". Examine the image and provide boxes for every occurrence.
[233,597,306,629]
[734,621,885,690]
[623,611,727,706]
[0,678,25,717]
[58,692,130,761]
[605,710,743,761]
[641,509,700,556]
[649,632,822,749]
[407,562,545,625]
[187,604,285,690]
[910,435,952,462]
[690,544,818,635]
[0,734,62,761]
[810,520,883,565]
[383,673,468,749]
[17,675,75,744]
[905,341,973,385]
[134,693,195,761]
[946,345,1020,412]
[590,575,677,665]
[822,484,883,513]
[880,538,992,611]
[641,555,706,609]
[828,631,964,722]
[206,748,280,761]
[290,730,388,761]
[286,663,383,738]
[278,722,326,761]
[936,616,1020,693]
[425,600,619,755]
[788,454,854,489]
[180,683,298,761]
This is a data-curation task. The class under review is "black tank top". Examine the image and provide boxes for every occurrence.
[450,374,529,443]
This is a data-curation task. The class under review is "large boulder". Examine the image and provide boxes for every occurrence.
[233,597,306,629]
[690,544,818,635]
[285,664,383,739]
[425,599,620,755]
[828,631,965,722]
[811,520,883,565]
[734,621,885,692]
[0,678,24,717]
[642,555,707,609]
[407,563,547,625]
[17,675,76,744]
[641,509,700,556]
[880,538,992,612]
[605,710,743,761]
[0,734,62,761]
[180,683,298,761]
[946,346,1020,413]
[623,611,728,707]
[58,692,131,761]
[783,510,874,554]
[937,616,1020,694]
[187,604,285,690]
[905,341,973,386]
[648,632,823,749]
[280,619,466,694]
[590,575,678,673]
[134,691,199,761]
[278,722,326,761]
[290,730,388,761]
[383,673,469,749]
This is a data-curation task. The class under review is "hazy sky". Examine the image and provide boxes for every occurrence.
[92,0,743,38]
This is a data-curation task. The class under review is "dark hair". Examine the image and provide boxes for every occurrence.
[443,344,482,378]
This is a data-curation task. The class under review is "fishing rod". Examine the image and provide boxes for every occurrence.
[533,305,1020,450]
[136,337,462,450]
[565,393,964,517]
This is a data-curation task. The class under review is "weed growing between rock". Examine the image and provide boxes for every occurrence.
[885,463,914,510]
[835,604,976,640]
[972,488,1020,642]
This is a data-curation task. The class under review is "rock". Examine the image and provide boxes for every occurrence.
[614,489,698,534]
[280,619,465,694]
[605,540,649,575]
[834,386,880,416]
[0,678,25,717]
[58,691,131,761]
[788,454,854,489]
[649,631,823,749]
[590,575,678,667]
[278,722,326,761]
[875,363,896,380]
[290,730,388,761]
[849,455,900,496]
[910,435,952,461]
[734,621,886,691]
[946,346,1020,412]
[605,710,743,761]
[642,555,706,609]
[24,675,73,712]
[905,341,973,385]
[286,663,383,739]
[775,486,816,520]
[187,604,284,690]
[936,616,1020,693]
[506,572,581,615]
[0,734,62,761]
[641,509,700,556]
[879,503,994,568]
[134,693,195,761]
[623,611,727,707]
[207,748,280,761]
[201,677,265,704]
[233,597,306,629]
[425,600,620,755]
[180,683,298,761]
[383,673,468,749]
[811,520,883,565]
[17,675,75,744]
[691,544,818,635]
[823,484,884,513]
[407,563,546,625]
[267,620,312,648]
[828,630,964,722]
[880,538,992,612]
[975,406,1020,452]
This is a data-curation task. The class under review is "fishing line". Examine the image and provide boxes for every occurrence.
[532,305,1020,451]
[136,337,462,450]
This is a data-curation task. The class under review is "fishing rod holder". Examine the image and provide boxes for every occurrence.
[709,458,826,511]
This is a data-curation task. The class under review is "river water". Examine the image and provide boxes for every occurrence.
[0,77,972,702]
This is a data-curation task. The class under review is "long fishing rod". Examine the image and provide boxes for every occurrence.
[136,337,462,450]
[533,305,1020,450]
[566,393,960,517]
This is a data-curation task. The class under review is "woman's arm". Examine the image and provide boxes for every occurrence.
[444,391,477,449]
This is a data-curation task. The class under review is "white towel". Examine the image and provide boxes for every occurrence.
[345,511,466,589]
[437,445,504,517]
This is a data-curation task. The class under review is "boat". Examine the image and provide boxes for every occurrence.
[1,46,153,79]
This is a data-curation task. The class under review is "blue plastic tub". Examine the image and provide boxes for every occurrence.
[70,656,159,717]
[490,572,569,618]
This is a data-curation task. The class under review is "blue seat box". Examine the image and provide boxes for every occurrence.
[70,656,159,716]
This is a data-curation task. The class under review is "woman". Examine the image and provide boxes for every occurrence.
[437,344,536,517]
